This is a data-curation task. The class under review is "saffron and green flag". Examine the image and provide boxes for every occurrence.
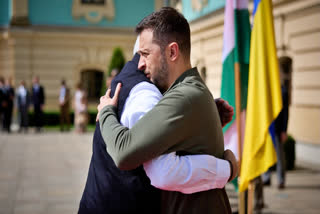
[221,0,250,161]
[239,0,282,192]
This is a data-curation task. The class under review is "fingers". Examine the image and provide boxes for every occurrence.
[100,96,104,102]
[223,149,238,182]
[215,98,223,104]
[97,83,122,118]
[105,88,111,97]
[114,83,122,99]
[224,102,234,111]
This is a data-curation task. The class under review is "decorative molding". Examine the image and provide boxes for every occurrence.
[72,0,115,23]
[191,0,208,12]
[11,0,29,26]
[155,0,165,11]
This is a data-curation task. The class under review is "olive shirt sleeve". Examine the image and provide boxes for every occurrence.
[99,87,193,170]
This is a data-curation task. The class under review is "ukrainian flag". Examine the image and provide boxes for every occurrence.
[239,0,282,192]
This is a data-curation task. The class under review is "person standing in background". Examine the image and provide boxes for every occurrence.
[59,80,71,132]
[31,76,45,132]
[17,80,30,133]
[2,78,15,133]
[263,57,291,190]
[0,77,5,130]
[74,83,88,133]
[106,68,119,89]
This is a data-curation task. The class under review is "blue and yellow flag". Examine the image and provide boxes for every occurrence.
[239,0,282,192]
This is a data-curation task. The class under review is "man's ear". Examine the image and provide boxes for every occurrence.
[168,42,179,62]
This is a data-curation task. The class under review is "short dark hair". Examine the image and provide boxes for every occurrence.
[135,7,191,59]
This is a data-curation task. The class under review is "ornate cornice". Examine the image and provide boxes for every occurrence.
[72,0,115,23]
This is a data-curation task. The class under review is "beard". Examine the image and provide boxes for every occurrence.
[152,52,169,93]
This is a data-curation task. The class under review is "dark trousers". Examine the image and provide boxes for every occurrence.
[19,106,29,130]
[254,176,264,211]
[262,136,286,185]
[3,105,13,133]
[34,106,43,131]
[60,105,70,131]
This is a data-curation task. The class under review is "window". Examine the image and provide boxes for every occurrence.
[72,0,115,23]
[81,69,103,102]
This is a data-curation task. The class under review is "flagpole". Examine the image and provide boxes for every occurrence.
[236,63,254,214]
[234,62,242,166]
[235,62,246,214]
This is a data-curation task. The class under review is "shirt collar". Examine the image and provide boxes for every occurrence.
[164,67,199,95]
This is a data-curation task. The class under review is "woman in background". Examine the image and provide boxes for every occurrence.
[74,83,88,133]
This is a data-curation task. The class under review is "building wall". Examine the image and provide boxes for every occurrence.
[0,0,11,27]
[9,27,136,110]
[28,0,155,27]
[0,0,164,110]
[189,0,320,153]
[0,31,14,79]
[181,0,225,21]
[277,1,320,146]
[190,9,225,99]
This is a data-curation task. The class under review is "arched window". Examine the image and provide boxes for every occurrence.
[81,69,103,102]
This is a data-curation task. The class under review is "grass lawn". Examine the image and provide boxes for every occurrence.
[44,124,96,132]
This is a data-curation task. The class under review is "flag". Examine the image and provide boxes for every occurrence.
[239,0,282,192]
[221,0,250,160]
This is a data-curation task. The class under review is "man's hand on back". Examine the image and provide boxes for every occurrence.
[223,149,238,182]
[215,98,234,128]
[96,83,122,121]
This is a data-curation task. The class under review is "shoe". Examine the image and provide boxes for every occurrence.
[263,180,271,186]
[278,183,285,190]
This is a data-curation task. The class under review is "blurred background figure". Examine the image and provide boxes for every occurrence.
[2,78,15,133]
[17,80,30,133]
[74,83,88,133]
[106,68,119,89]
[263,57,291,189]
[0,77,5,131]
[59,79,71,132]
[31,76,45,133]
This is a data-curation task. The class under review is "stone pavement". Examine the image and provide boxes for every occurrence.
[0,131,320,214]
[226,163,320,214]
[0,132,92,214]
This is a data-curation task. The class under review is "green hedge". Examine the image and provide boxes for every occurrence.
[28,110,98,126]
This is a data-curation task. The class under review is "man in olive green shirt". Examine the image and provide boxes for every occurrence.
[98,7,231,214]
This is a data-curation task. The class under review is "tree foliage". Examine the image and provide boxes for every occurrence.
[107,47,126,76]
[101,47,126,96]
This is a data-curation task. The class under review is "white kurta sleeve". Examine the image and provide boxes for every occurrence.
[120,81,230,194]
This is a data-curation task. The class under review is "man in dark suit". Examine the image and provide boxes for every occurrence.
[2,78,15,133]
[0,77,5,130]
[31,76,45,132]
[17,80,30,133]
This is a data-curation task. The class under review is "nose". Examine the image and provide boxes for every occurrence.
[138,57,146,71]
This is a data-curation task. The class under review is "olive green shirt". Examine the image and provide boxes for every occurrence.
[99,68,231,214]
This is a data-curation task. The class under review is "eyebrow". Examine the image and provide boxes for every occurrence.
[138,49,149,55]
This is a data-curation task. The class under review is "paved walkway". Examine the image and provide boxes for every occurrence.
[0,132,319,214]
